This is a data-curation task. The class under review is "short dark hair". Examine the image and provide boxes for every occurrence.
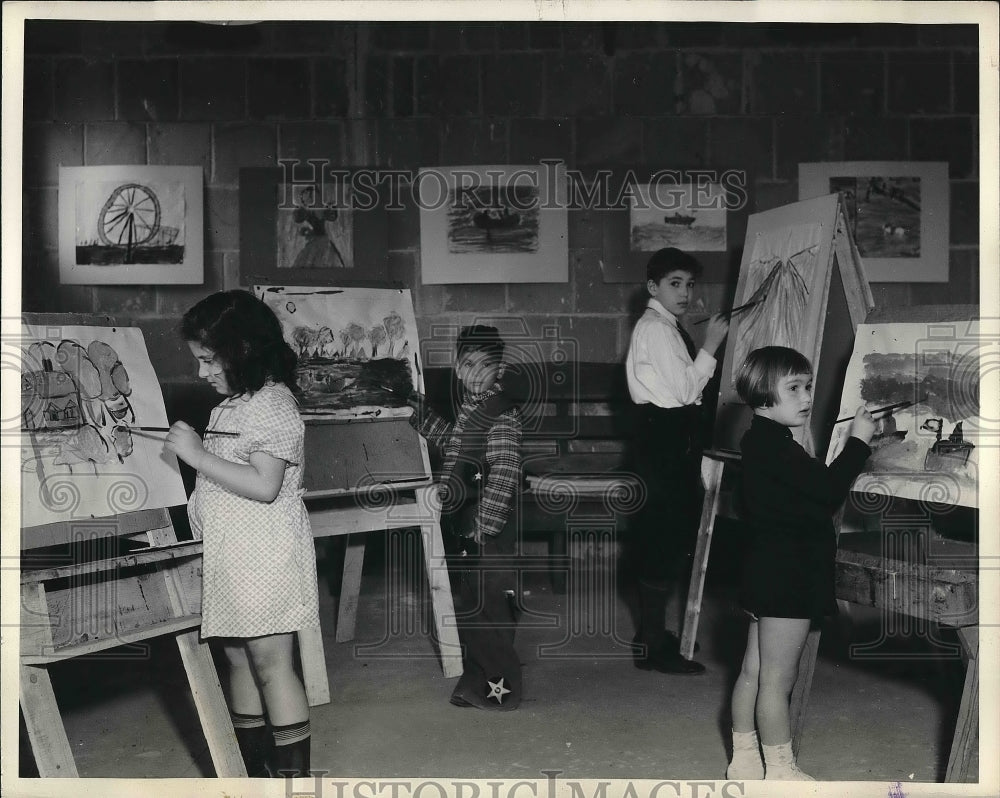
[646,248,701,284]
[181,290,297,395]
[455,324,505,364]
[735,346,813,408]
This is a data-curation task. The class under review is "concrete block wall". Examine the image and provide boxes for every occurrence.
[21,20,980,384]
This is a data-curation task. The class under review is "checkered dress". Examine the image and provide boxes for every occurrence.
[188,383,320,638]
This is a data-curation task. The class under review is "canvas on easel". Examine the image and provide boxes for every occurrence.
[713,192,875,458]
[253,284,461,678]
[681,192,874,660]
[19,321,188,528]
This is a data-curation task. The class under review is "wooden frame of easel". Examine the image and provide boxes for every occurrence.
[17,312,245,777]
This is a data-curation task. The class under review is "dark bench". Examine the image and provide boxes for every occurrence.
[422,361,644,592]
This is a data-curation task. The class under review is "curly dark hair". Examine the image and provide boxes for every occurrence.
[180,290,297,395]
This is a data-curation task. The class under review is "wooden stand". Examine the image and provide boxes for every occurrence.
[303,482,463,682]
[19,508,245,778]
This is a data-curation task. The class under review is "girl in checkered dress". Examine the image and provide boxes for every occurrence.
[165,290,318,778]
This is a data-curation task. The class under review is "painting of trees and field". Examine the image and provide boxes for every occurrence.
[256,285,420,416]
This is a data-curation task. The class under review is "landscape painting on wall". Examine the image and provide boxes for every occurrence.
[826,322,981,508]
[256,285,420,416]
[19,324,187,528]
[799,161,948,282]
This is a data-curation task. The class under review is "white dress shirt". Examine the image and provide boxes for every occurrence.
[626,298,717,408]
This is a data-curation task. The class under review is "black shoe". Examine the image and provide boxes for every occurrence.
[662,630,701,655]
[633,636,706,675]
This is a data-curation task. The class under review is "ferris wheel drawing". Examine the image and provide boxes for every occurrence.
[98,183,161,262]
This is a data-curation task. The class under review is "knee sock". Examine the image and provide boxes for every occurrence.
[725,729,764,780]
[271,719,311,778]
[638,580,670,649]
[231,712,270,778]
[762,740,815,781]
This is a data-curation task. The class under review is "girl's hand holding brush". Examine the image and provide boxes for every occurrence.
[165,420,206,470]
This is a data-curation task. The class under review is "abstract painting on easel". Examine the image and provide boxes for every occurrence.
[256,285,420,417]
[731,222,823,376]
[19,324,187,528]
[826,322,981,508]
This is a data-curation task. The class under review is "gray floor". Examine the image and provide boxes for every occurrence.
[23,531,975,783]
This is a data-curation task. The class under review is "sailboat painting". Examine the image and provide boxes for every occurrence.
[731,223,823,378]
[629,182,727,252]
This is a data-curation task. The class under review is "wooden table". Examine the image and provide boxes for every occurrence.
[794,525,979,782]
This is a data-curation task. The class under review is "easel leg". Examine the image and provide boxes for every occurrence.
[297,625,332,707]
[19,663,78,777]
[680,457,725,660]
[173,629,247,777]
[789,627,821,758]
[336,533,366,643]
[415,484,463,678]
[945,626,979,782]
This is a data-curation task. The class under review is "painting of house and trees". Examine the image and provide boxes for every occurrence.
[256,285,420,416]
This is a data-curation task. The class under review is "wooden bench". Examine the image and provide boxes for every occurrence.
[423,361,644,592]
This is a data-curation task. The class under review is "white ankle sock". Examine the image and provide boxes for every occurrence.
[762,741,815,781]
[726,729,764,780]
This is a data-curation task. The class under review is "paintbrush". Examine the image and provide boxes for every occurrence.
[834,397,923,425]
[693,299,764,324]
[130,426,240,437]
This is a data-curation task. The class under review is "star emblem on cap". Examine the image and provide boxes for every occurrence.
[474,471,483,481]
[486,678,511,704]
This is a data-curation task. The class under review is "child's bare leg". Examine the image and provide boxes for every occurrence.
[755,616,810,743]
[245,632,308,725]
[731,619,760,732]
[726,619,764,779]
[756,616,814,780]
[224,641,264,715]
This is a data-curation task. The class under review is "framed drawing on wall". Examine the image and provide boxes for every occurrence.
[240,166,389,285]
[600,166,751,284]
[799,161,949,282]
[417,163,569,284]
[58,165,204,285]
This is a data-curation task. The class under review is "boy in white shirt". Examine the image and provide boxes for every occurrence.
[625,248,729,674]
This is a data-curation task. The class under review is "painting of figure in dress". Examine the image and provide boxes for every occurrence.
[257,285,420,416]
[276,184,353,271]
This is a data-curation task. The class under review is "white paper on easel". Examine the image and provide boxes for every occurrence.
[19,324,187,527]
[826,321,982,508]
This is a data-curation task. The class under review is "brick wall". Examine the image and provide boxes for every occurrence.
[22,20,979,382]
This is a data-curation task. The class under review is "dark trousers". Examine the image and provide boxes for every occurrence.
[630,404,704,586]
[444,514,521,709]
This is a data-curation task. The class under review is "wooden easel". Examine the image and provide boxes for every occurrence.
[17,312,245,776]
[296,415,462,683]
[20,509,245,777]
[680,192,874,660]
